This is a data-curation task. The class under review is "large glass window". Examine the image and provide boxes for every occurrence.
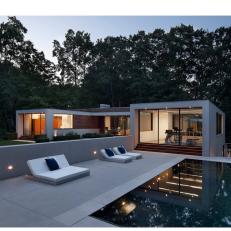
[104,116,130,136]
[23,113,46,137]
[139,108,203,146]
[53,114,73,129]
[159,109,180,145]
[179,109,203,146]
[140,111,153,131]
[139,110,157,143]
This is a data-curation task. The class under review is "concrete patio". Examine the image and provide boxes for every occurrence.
[0,151,230,227]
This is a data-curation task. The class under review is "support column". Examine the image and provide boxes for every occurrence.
[45,110,54,140]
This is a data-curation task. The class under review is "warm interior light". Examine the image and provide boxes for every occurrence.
[32,114,40,119]
[172,176,202,183]
[122,201,126,206]
[159,187,199,197]
[7,165,13,171]
[166,181,202,189]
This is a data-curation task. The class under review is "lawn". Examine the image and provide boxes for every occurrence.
[0,140,32,146]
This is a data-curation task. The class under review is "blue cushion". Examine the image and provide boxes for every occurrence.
[45,158,60,171]
[105,148,114,157]
[118,146,126,154]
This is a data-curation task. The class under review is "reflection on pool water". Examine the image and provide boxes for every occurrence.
[91,159,231,227]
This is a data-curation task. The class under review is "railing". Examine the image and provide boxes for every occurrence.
[223,143,231,157]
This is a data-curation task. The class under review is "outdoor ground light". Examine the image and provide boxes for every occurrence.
[7,165,14,171]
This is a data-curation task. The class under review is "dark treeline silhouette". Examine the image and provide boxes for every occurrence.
[0,17,231,141]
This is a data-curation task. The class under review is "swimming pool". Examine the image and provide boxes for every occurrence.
[91,159,231,227]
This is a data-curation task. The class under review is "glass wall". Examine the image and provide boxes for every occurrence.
[159,109,180,144]
[53,114,73,129]
[23,113,46,137]
[139,108,203,146]
[104,116,130,136]
[139,110,156,143]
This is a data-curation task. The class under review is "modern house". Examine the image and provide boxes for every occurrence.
[16,104,130,139]
[16,100,225,157]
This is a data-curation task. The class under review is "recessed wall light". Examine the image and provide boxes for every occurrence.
[7,165,14,171]
[93,150,97,155]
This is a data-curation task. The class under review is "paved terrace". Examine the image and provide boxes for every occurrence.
[0,151,231,227]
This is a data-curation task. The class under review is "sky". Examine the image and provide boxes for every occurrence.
[0,16,230,62]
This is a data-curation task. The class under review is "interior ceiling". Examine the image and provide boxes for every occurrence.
[141,109,202,114]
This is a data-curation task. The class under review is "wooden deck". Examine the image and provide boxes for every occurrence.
[136,143,202,156]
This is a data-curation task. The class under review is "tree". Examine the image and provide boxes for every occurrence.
[81,36,132,107]
[53,29,93,86]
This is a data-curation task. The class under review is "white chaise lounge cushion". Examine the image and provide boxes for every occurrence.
[27,154,90,184]
[34,166,90,184]
[100,149,133,163]
[112,147,142,160]
[27,154,69,175]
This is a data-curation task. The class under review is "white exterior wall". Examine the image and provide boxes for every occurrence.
[208,102,225,156]
[16,114,23,138]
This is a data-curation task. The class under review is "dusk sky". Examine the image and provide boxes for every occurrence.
[0,16,230,62]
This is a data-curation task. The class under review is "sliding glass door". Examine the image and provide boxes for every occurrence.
[139,108,203,146]
[23,113,46,137]
[139,110,158,143]
[158,109,180,145]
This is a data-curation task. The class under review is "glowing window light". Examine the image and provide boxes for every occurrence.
[166,181,202,189]
[172,176,202,183]
[180,172,202,178]
[158,187,199,197]
[32,114,40,119]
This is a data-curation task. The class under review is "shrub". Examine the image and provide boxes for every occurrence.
[4,132,17,140]
[81,133,113,139]
[0,128,7,140]
[53,133,80,141]
[35,135,50,143]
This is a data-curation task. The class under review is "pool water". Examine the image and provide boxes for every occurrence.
[91,159,231,227]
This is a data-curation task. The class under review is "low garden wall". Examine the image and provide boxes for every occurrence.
[0,135,133,180]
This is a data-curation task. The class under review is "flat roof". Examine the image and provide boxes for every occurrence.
[16,107,130,116]
[15,100,224,115]
[74,107,130,113]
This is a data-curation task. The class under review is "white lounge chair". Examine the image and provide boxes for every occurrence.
[100,149,133,163]
[112,146,142,160]
[27,154,90,185]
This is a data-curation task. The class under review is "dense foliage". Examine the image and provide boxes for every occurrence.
[0,17,231,141]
